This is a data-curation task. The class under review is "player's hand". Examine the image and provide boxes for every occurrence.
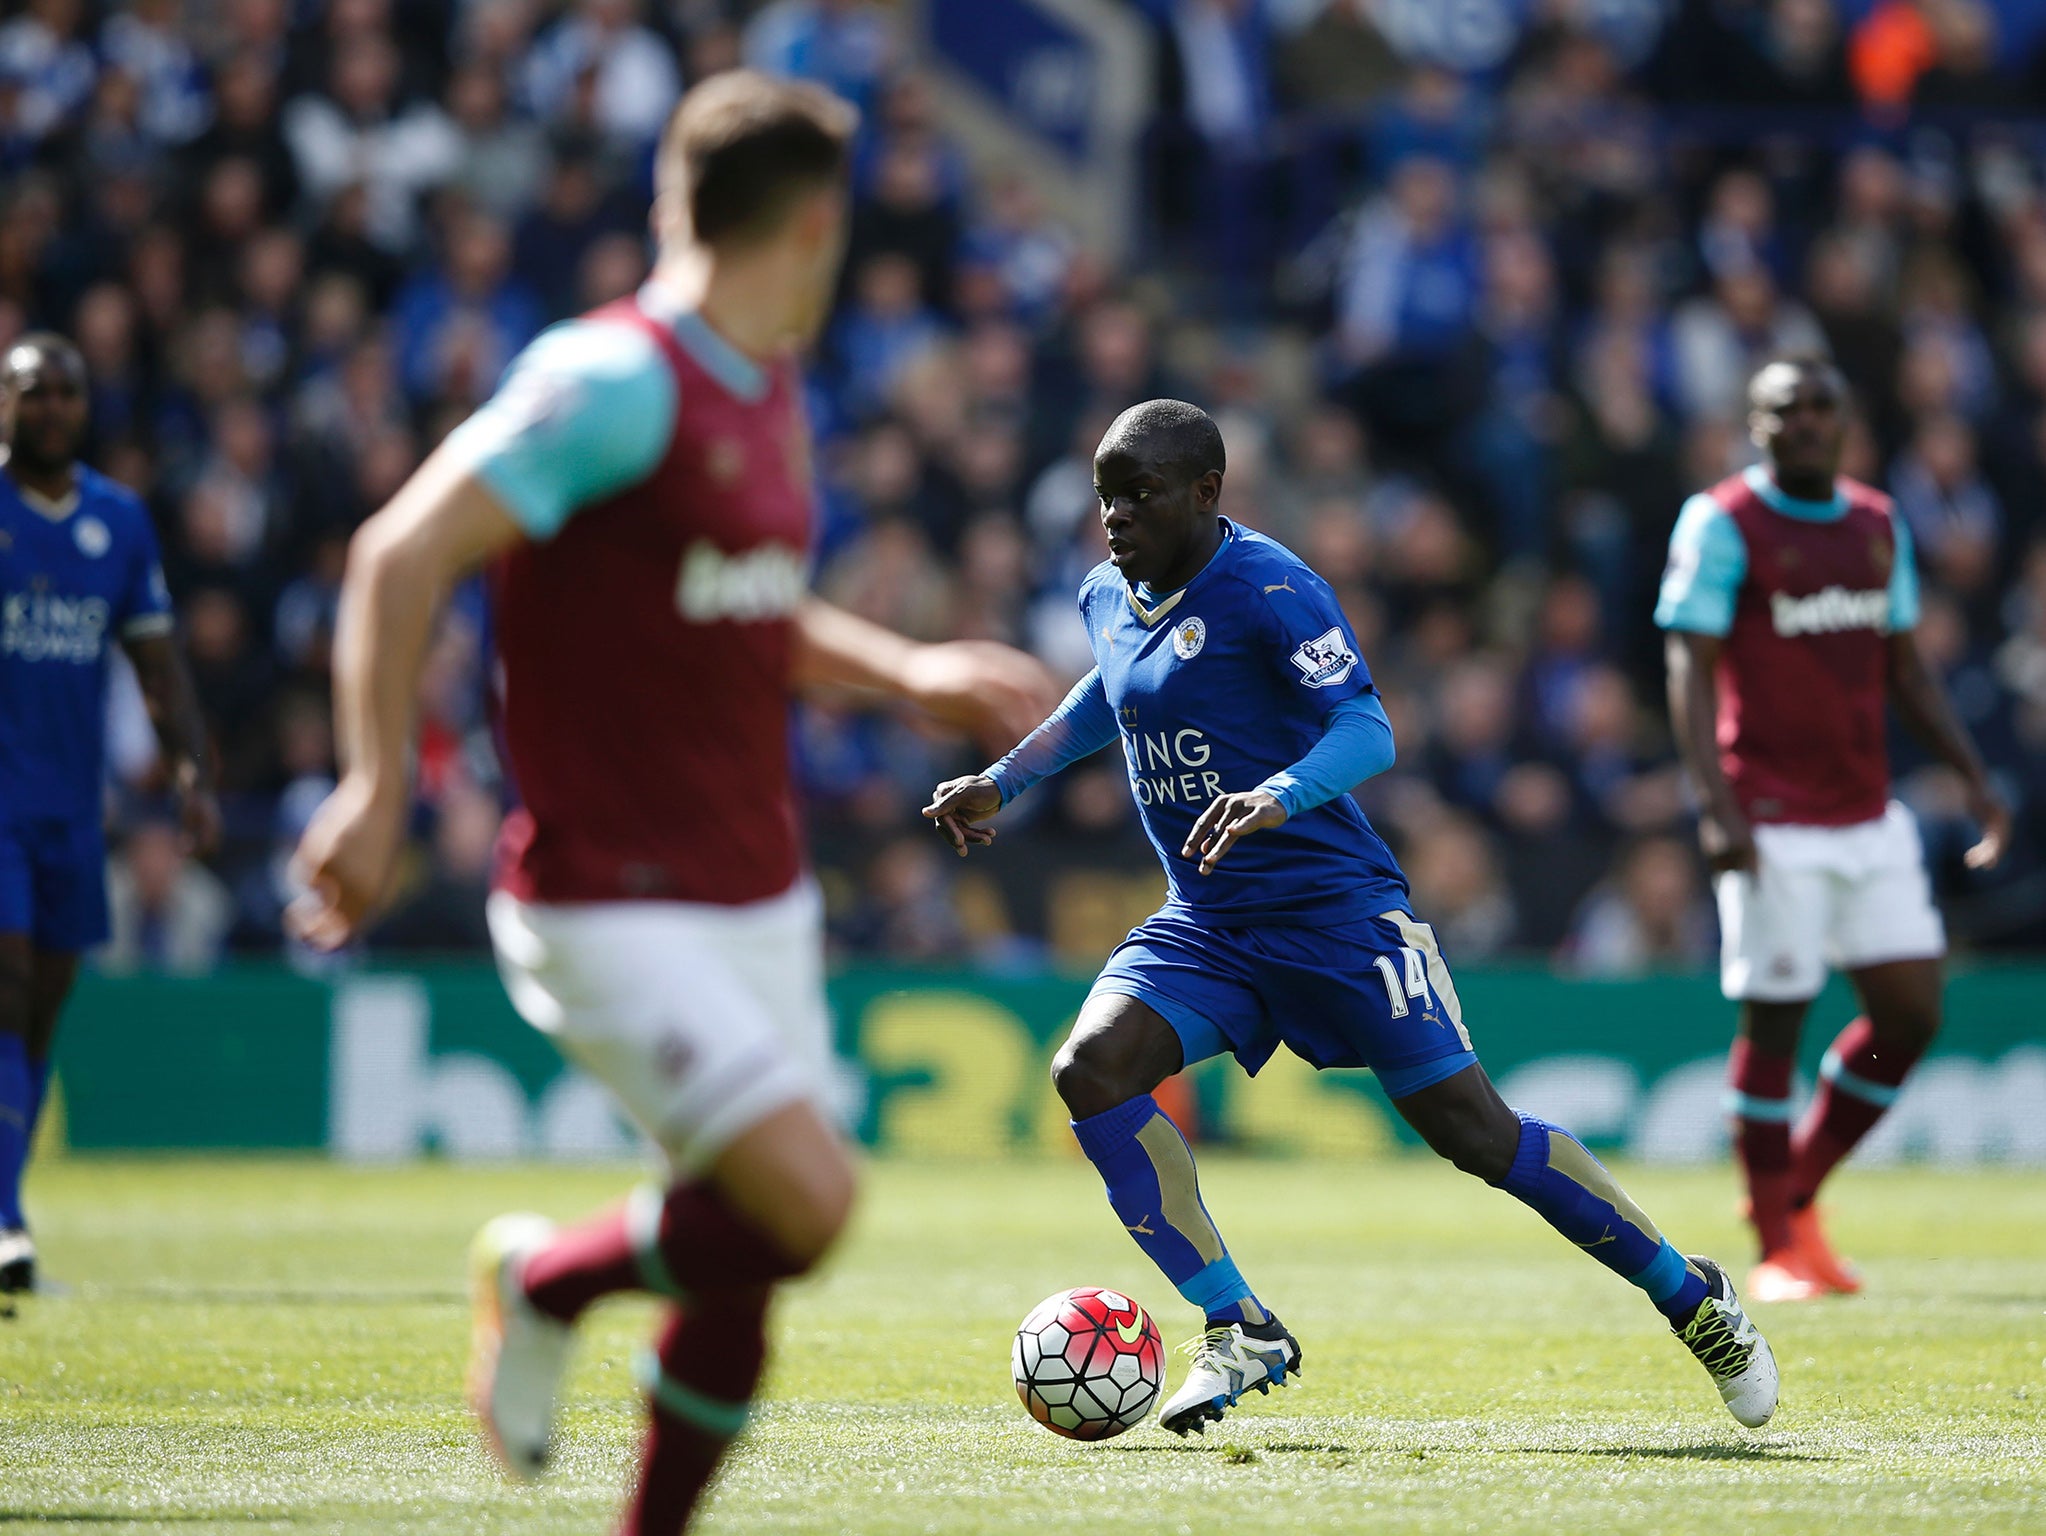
[1698,808,1758,875]
[286,774,408,951]
[176,781,222,859]
[1183,790,1287,876]
[922,775,1003,857]
[1964,780,2011,870]
[901,641,1059,756]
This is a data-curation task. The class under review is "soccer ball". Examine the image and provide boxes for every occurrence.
[1012,1287,1164,1440]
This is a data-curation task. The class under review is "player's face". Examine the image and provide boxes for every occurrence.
[1750,366,1844,482]
[1093,444,1217,587]
[2,348,89,472]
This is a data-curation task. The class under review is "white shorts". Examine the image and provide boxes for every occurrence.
[1714,801,1946,1002]
[486,880,840,1172]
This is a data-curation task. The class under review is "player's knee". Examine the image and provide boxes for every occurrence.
[1871,1006,1940,1056]
[1050,1036,1136,1120]
[768,1159,856,1274]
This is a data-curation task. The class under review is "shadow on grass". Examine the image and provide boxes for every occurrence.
[1517,1442,1838,1464]
[1112,1441,1355,1455]
[0,1513,287,1524]
[75,1286,462,1307]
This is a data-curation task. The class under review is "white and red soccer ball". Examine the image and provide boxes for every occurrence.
[1012,1287,1164,1440]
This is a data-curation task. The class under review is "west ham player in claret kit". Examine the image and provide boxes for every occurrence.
[1657,357,2010,1303]
[926,399,1781,1437]
[289,73,1052,1535]
[0,335,218,1294]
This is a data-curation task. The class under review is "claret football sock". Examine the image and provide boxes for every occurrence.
[1071,1095,1268,1327]
[1492,1112,1710,1324]
[622,1286,771,1536]
[1726,1037,1797,1256]
[0,1032,32,1229]
[521,1182,808,1324]
[1791,1016,1920,1207]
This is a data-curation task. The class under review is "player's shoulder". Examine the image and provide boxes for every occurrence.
[1837,474,1895,521]
[1077,559,1122,609]
[512,311,673,395]
[74,467,152,531]
[1216,523,1336,607]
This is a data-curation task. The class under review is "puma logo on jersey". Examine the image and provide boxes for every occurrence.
[1769,585,1888,638]
[1263,579,1295,594]
[675,539,806,622]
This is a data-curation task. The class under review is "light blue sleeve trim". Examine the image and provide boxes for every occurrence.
[440,319,677,541]
[1654,493,1747,637]
[1886,512,1920,632]
[1255,693,1395,818]
[986,669,1117,806]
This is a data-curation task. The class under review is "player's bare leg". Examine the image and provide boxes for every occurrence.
[1783,957,1941,1295]
[471,1098,853,1517]
[1727,998,1827,1301]
[1396,1063,1778,1428]
[1052,995,1299,1434]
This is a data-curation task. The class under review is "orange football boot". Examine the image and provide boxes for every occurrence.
[1788,1204,1863,1294]
[1746,1250,1826,1303]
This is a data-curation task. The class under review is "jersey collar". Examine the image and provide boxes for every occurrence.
[637,278,769,403]
[4,469,81,521]
[1127,518,1235,627]
[1746,464,1846,522]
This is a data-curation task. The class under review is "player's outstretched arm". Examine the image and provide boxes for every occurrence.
[792,598,1057,754]
[1664,630,1756,874]
[920,669,1119,856]
[290,453,526,950]
[123,632,220,857]
[1885,631,2010,869]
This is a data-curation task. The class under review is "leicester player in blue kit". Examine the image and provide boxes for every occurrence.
[0,335,217,1292]
[925,400,1780,1433]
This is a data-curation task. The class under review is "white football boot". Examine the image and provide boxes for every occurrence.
[1158,1317,1301,1435]
[1672,1255,1780,1428]
[468,1213,573,1479]
[0,1227,34,1294]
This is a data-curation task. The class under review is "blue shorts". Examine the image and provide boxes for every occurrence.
[0,816,109,952]
[1089,907,1478,1099]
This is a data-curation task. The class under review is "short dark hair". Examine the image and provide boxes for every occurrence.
[1748,354,1844,409]
[656,70,857,248]
[2,331,84,389]
[1098,398,1226,482]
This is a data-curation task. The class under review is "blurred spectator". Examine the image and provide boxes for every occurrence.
[284,29,461,252]
[101,814,234,975]
[522,0,679,149]
[1403,811,1519,958]
[744,0,896,118]
[1560,836,1716,976]
[0,0,97,142]
[371,774,500,952]
[392,206,542,407]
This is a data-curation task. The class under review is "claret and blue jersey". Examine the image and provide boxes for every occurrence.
[0,464,173,949]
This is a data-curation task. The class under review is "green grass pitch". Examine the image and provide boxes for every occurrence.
[4,1156,2042,1535]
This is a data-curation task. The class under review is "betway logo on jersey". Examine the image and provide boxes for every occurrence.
[674,540,806,623]
[2,591,109,663]
[1769,585,1889,638]
[1123,727,1223,808]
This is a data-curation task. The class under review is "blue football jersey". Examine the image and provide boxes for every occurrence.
[0,466,173,821]
[1082,519,1408,925]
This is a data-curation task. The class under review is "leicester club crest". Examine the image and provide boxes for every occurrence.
[1172,615,1206,660]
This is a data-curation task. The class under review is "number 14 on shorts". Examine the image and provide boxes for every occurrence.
[1373,948,1432,1018]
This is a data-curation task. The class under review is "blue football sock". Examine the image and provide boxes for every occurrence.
[1071,1095,1267,1326]
[1493,1112,1709,1324]
[0,1032,31,1230]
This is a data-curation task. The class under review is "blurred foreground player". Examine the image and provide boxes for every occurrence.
[1658,357,2008,1302]
[926,400,1779,1434]
[0,334,217,1292]
[289,74,1053,1534]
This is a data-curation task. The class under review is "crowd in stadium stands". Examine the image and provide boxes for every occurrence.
[7,0,2046,972]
